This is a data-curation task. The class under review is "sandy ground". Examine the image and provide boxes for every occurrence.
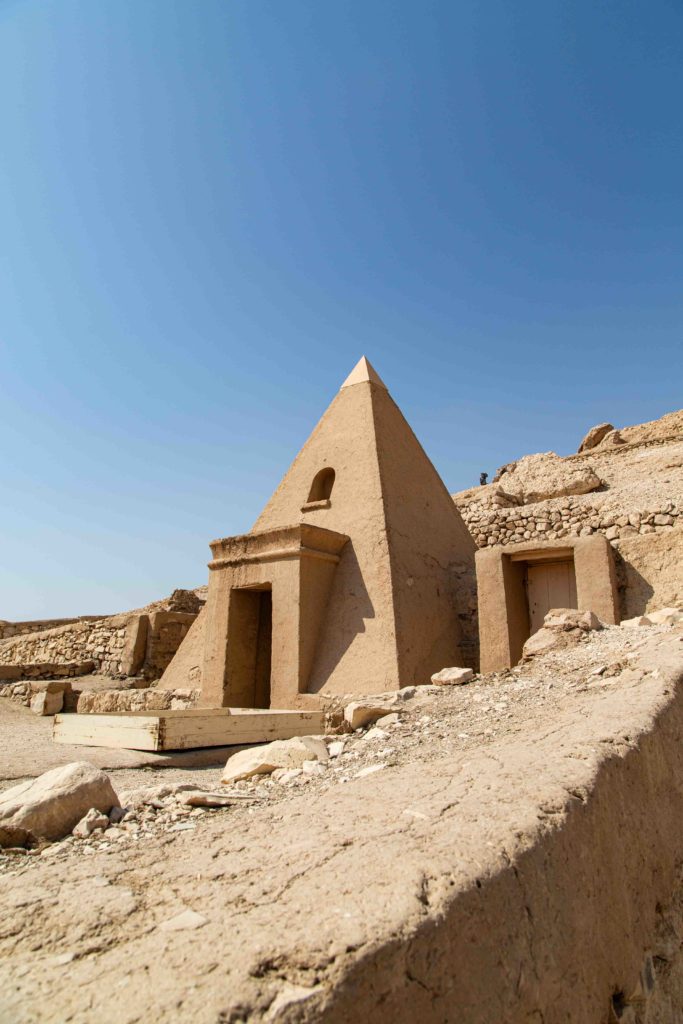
[1,624,682,1023]
[0,699,233,788]
[0,675,238,787]
[0,622,669,796]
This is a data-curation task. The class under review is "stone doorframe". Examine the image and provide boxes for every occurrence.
[200,523,349,708]
[476,535,619,673]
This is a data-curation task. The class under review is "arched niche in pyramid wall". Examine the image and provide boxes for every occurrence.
[302,467,336,512]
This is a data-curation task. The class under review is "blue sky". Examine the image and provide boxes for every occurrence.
[1,0,681,618]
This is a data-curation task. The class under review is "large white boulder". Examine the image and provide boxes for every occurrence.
[543,609,602,632]
[495,452,601,504]
[0,762,119,846]
[578,422,615,453]
[646,607,683,626]
[30,690,63,716]
[430,667,474,686]
[522,608,602,659]
[221,736,329,785]
[343,698,400,730]
[72,808,110,837]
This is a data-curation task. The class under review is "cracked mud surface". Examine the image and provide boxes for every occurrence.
[1,625,683,1023]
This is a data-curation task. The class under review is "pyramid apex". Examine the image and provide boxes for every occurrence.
[340,356,387,391]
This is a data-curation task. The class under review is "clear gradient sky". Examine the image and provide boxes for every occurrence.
[1,0,681,619]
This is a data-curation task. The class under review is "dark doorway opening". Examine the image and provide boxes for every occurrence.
[226,586,272,708]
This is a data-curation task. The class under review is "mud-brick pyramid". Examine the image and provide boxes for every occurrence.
[160,357,476,700]
[251,357,475,694]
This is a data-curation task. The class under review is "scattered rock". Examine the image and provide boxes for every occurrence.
[430,666,474,686]
[522,630,563,658]
[355,764,387,779]
[621,616,652,628]
[73,808,110,837]
[0,762,119,846]
[397,687,417,700]
[491,487,521,508]
[600,428,626,447]
[0,824,31,848]
[266,983,321,1019]
[179,791,258,808]
[327,740,345,758]
[485,452,602,505]
[221,736,329,785]
[159,909,207,932]
[493,461,517,482]
[543,609,603,632]
[344,700,399,730]
[29,680,72,695]
[523,609,602,659]
[30,689,63,716]
[646,607,682,625]
[378,713,399,726]
[272,769,303,784]
[52,953,77,967]
[363,726,388,742]
[117,782,201,807]
[578,422,615,453]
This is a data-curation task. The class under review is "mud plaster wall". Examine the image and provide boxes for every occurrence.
[371,388,477,681]
[312,644,683,1024]
[457,514,682,663]
[252,380,475,694]
[476,536,619,674]
[615,528,683,620]
[253,383,399,694]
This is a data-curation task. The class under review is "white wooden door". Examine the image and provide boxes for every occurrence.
[526,560,578,634]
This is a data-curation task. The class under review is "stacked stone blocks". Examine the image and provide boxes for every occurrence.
[458,498,681,550]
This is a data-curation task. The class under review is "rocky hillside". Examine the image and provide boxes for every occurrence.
[453,407,683,553]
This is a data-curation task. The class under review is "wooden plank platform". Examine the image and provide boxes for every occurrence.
[53,708,325,751]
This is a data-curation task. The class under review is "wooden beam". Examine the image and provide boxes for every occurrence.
[53,708,325,751]
[509,547,574,563]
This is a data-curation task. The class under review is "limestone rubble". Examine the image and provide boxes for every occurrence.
[221,736,329,784]
[0,762,119,845]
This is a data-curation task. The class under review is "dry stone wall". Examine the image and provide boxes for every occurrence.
[76,687,200,713]
[0,618,133,676]
[457,495,681,549]
[0,609,200,682]
[0,616,106,640]
[142,612,196,681]
[0,589,205,682]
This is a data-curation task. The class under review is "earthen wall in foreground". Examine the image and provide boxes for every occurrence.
[311,638,683,1023]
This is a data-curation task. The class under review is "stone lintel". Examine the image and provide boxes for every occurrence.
[208,524,349,572]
